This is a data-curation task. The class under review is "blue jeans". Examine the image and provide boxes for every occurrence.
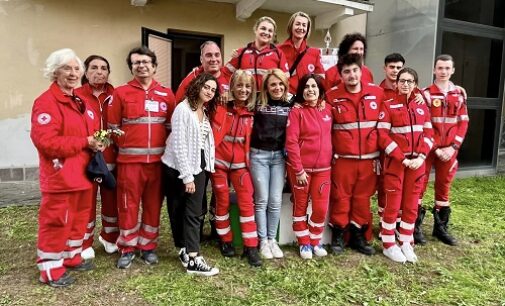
[250,148,285,240]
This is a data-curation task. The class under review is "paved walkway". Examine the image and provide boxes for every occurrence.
[0,181,40,208]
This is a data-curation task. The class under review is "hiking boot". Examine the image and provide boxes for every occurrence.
[414,206,427,245]
[313,244,328,257]
[141,250,159,265]
[433,207,457,246]
[349,224,375,256]
[268,239,284,259]
[39,272,75,288]
[67,259,95,271]
[299,244,313,260]
[242,247,262,267]
[383,245,406,263]
[187,256,219,276]
[81,247,95,260]
[400,243,418,263]
[178,247,189,268]
[117,252,135,269]
[219,242,236,257]
[330,226,345,254]
[99,236,118,254]
[259,239,273,259]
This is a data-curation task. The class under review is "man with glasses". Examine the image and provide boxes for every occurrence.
[108,46,176,268]
[418,54,469,246]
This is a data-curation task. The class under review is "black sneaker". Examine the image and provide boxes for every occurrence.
[186,256,219,276]
[39,272,75,288]
[242,247,262,267]
[178,247,189,268]
[219,242,236,257]
[141,250,159,265]
[67,259,95,272]
[117,252,135,269]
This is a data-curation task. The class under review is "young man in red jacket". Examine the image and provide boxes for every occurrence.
[326,53,384,256]
[108,46,176,268]
[419,54,469,246]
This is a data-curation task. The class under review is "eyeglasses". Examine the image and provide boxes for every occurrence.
[132,60,152,66]
[398,79,415,86]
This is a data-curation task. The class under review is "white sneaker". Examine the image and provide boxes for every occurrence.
[313,244,328,257]
[401,243,418,263]
[259,240,273,259]
[81,247,95,260]
[268,239,284,258]
[99,236,118,254]
[299,244,313,260]
[383,245,406,263]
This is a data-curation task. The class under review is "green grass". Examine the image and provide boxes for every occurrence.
[1,176,505,305]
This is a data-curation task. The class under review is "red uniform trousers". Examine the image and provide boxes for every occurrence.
[381,157,425,248]
[287,168,330,246]
[116,162,163,253]
[82,177,119,250]
[421,151,459,209]
[37,189,92,282]
[212,167,258,247]
[329,158,377,230]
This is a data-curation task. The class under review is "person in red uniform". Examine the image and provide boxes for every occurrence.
[419,54,469,246]
[325,33,374,90]
[277,11,325,94]
[75,55,118,260]
[325,53,383,256]
[31,48,104,287]
[210,70,262,267]
[223,16,290,91]
[378,67,433,263]
[175,41,229,103]
[285,74,332,260]
[108,46,176,269]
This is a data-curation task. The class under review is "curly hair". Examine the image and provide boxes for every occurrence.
[337,53,362,74]
[185,73,220,111]
[337,33,367,58]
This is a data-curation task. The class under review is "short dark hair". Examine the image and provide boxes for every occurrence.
[186,73,220,112]
[81,55,111,84]
[384,53,405,65]
[126,46,157,71]
[435,54,454,67]
[338,33,367,58]
[337,53,362,74]
[397,67,419,84]
[294,74,325,104]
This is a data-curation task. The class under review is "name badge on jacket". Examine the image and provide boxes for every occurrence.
[145,100,159,112]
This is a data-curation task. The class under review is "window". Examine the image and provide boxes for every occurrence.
[445,0,504,28]
[458,109,496,166]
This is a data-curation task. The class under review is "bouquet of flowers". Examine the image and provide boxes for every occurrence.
[93,128,124,147]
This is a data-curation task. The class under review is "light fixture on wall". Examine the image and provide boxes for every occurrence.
[131,0,148,6]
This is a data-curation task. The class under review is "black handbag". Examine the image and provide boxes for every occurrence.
[86,151,116,189]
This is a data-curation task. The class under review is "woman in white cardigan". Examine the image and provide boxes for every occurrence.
[162,73,219,276]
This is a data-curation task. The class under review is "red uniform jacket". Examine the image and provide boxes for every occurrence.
[378,93,434,162]
[175,66,230,103]
[379,79,396,101]
[326,82,384,159]
[108,79,176,163]
[277,39,325,94]
[223,42,289,91]
[285,102,333,175]
[30,82,99,193]
[75,82,117,165]
[211,104,254,170]
[422,82,469,149]
[325,64,374,91]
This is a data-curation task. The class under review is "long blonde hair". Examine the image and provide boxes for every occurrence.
[258,69,289,107]
[229,70,256,111]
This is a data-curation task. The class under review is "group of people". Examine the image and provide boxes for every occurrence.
[31,11,468,288]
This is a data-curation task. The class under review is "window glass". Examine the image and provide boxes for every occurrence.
[442,32,503,98]
[445,0,504,28]
[458,109,495,167]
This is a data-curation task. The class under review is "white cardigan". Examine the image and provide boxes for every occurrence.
[162,100,215,184]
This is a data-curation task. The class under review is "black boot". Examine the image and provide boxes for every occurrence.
[414,206,427,245]
[349,224,375,256]
[219,242,236,257]
[242,247,262,267]
[330,226,345,254]
[432,207,457,246]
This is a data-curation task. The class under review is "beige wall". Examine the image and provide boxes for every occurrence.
[0,0,334,119]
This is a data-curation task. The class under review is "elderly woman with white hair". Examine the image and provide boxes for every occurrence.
[30,48,103,287]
